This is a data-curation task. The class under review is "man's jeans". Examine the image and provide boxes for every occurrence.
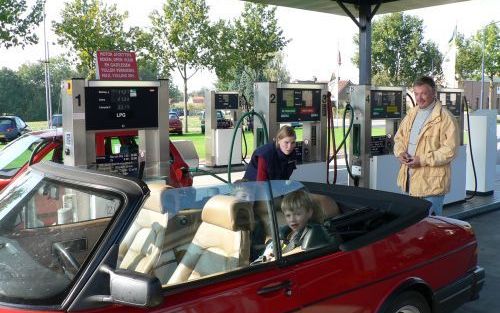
[424,195,445,216]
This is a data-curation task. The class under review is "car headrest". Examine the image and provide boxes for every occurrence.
[202,195,255,231]
[310,193,341,222]
[143,183,173,213]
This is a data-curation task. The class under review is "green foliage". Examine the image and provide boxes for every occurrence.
[0,0,44,48]
[213,3,289,107]
[149,0,216,131]
[0,68,28,118]
[456,22,499,108]
[263,52,290,83]
[456,22,499,81]
[169,83,183,103]
[52,0,136,78]
[0,57,78,121]
[353,13,443,87]
[234,3,289,78]
[455,33,482,80]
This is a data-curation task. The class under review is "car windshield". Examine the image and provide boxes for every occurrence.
[0,169,122,304]
[0,134,44,177]
[116,180,306,286]
[169,113,178,120]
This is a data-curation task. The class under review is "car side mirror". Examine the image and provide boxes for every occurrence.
[100,264,163,308]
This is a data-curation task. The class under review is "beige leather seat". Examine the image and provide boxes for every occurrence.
[310,193,341,222]
[167,195,254,285]
[118,183,170,274]
[254,198,284,243]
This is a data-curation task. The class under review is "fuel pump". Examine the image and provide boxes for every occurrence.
[465,107,496,196]
[253,82,328,183]
[61,79,170,180]
[437,88,467,204]
[348,85,405,189]
[204,91,242,167]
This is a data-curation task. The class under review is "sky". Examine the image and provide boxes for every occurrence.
[0,0,499,91]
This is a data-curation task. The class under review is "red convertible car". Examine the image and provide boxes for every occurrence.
[0,129,192,191]
[0,162,483,313]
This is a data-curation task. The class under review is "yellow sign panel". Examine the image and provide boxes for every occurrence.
[66,80,72,95]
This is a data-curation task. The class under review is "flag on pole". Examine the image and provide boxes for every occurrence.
[448,24,457,44]
[337,49,342,66]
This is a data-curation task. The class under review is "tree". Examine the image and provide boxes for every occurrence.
[216,52,290,107]
[16,57,78,121]
[169,83,183,103]
[47,56,80,114]
[150,0,215,132]
[353,13,443,87]
[263,52,290,84]
[213,3,289,107]
[52,0,135,78]
[0,68,26,117]
[0,0,44,48]
[233,4,289,81]
[456,22,499,109]
[16,62,46,120]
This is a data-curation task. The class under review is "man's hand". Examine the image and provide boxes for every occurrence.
[406,155,421,168]
[398,152,412,164]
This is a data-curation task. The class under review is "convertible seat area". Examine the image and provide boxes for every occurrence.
[167,195,254,285]
[118,183,170,274]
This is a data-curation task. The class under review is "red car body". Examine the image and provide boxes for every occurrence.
[0,129,192,191]
[0,168,484,313]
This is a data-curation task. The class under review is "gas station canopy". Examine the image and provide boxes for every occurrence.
[243,0,470,85]
[243,0,469,17]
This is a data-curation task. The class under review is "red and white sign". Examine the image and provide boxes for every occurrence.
[96,51,139,80]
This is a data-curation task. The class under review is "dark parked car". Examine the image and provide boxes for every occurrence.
[169,112,183,135]
[0,166,484,313]
[0,115,31,142]
[200,110,233,134]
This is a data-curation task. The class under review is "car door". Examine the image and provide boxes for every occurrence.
[151,267,300,313]
[294,238,400,312]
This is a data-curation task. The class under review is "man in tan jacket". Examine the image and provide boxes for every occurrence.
[394,76,459,215]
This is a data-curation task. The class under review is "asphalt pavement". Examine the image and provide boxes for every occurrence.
[455,209,500,313]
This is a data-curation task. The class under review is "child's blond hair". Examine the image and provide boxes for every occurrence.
[281,189,317,215]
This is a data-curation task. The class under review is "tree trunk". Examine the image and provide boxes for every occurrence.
[488,75,494,111]
[183,65,188,133]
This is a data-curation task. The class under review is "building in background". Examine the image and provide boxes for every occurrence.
[461,78,500,111]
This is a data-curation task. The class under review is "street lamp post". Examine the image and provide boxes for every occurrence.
[479,20,499,110]
[43,2,52,128]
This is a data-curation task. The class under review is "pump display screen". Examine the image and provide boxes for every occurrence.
[85,87,158,130]
[370,90,403,119]
[276,88,321,122]
[438,92,462,116]
[215,93,239,110]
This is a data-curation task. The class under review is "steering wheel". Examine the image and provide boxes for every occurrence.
[53,242,80,278]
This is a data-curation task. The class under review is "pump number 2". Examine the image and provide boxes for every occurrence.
[270,93,276,103]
